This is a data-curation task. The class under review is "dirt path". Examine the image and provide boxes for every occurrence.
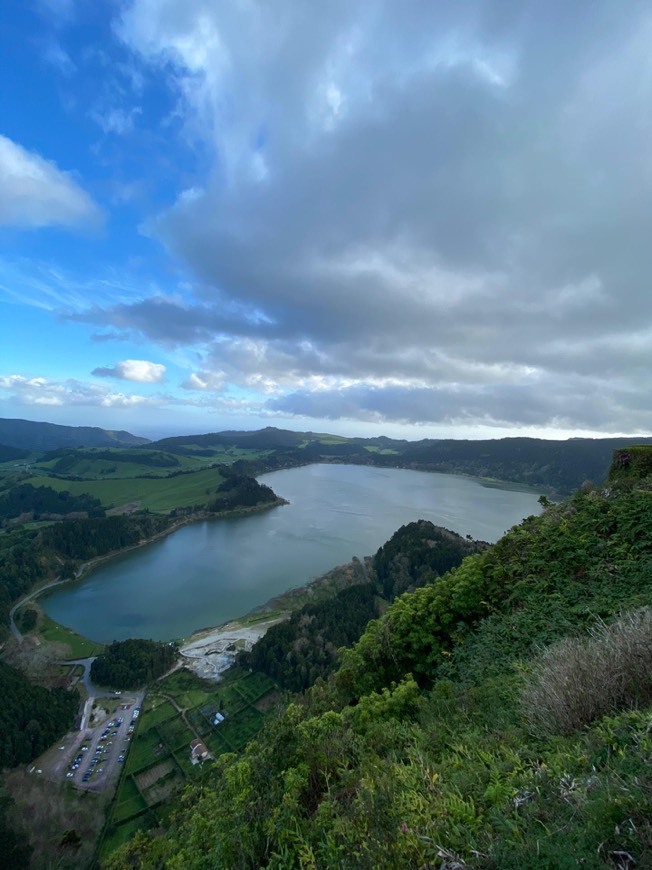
[151,691,202,740]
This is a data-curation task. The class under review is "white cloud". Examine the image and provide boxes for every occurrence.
[92,359,167,383]
[0,374,158,408]
[0,135,101,229]
[181,370,224,390]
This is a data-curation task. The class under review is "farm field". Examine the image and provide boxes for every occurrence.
[23,466,225,513]
[99,668,278,859]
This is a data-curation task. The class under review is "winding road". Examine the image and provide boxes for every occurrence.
[8,577,63,642]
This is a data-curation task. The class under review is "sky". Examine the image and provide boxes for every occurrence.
[2,0,652,441]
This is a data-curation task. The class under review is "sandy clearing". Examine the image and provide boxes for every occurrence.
[179,617,285,680]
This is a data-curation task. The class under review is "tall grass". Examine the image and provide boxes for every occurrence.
[523,607,652,735]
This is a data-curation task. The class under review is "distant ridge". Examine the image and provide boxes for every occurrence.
[0,418,149,451]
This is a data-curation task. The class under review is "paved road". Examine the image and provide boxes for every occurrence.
[9,577,63,642]
[64,656,100,696]
[60,657,134,729]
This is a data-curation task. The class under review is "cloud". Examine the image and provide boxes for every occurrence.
[0,135,101,230]
[181,370,225,391]
[91,105,142,136]
[72,0,652,433]
[0,374,160,409]
[92,359,167,383]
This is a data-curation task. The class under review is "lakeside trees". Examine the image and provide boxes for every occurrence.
[243,522,489,692]
[90,639,179,689]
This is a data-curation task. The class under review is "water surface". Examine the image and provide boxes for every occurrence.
[42,464,541,642]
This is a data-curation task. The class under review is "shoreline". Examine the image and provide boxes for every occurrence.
[69,496,289,587]
[8,462,540,655]
[11,497,289,629]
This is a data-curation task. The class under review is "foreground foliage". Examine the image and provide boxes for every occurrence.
[107,451,652,868]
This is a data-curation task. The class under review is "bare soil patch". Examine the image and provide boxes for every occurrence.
[145,774,182,806]
[135,759,175,791]
[254,691,281,712]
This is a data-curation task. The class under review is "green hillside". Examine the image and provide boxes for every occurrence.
[107,448,652,869]
[151,427,652,496]
[0,418,149,450]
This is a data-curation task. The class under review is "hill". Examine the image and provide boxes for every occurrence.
[151,427,652,495]
[107,446,652,868]
[0,418,149,451]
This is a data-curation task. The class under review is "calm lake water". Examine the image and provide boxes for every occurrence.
[41,464,542,643]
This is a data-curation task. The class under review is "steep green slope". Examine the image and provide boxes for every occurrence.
[107,449,652,869]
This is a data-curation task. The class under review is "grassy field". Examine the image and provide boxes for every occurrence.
[27,445,271,478]
[23,466,225,512]
[100,667,278,860]
[37,611,105,658]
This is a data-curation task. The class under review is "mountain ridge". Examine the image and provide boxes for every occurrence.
[0,418,150,451]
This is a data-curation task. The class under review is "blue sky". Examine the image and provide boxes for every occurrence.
[2,1,652,441]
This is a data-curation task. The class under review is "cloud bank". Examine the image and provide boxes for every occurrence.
[42,0,652,434]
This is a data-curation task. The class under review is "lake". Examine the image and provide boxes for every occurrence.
[41,464,542,643]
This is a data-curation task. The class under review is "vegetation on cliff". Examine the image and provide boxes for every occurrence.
[107,448,652,869]
[243,523,487,693]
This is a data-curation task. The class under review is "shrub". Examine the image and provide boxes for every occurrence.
[522,607,652,735]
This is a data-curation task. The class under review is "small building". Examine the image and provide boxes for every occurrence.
[189,738,210,764]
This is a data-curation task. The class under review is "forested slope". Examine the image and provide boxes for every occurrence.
[108,448,652,869]
[244,523,487,692]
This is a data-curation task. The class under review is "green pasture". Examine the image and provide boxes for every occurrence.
[34,450,208,479]
[24,466,224,512]
[112,789,147,824]
[125,730,163,775]
[154,669,215,709]
[37,611,105,657]
[157,715,191,751]
[141,699,178,730]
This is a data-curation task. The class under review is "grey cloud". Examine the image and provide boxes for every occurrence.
[103,0,652,432]
[269,377,651,433]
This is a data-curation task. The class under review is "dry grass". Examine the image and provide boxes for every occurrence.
[523,607,652,735]
[134,760,174,791]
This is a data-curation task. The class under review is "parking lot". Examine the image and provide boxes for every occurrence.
[62,692,145,793]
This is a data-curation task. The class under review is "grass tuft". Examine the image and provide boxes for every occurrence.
[523,607,652,735]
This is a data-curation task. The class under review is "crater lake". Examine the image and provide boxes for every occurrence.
[41,464,542,642]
